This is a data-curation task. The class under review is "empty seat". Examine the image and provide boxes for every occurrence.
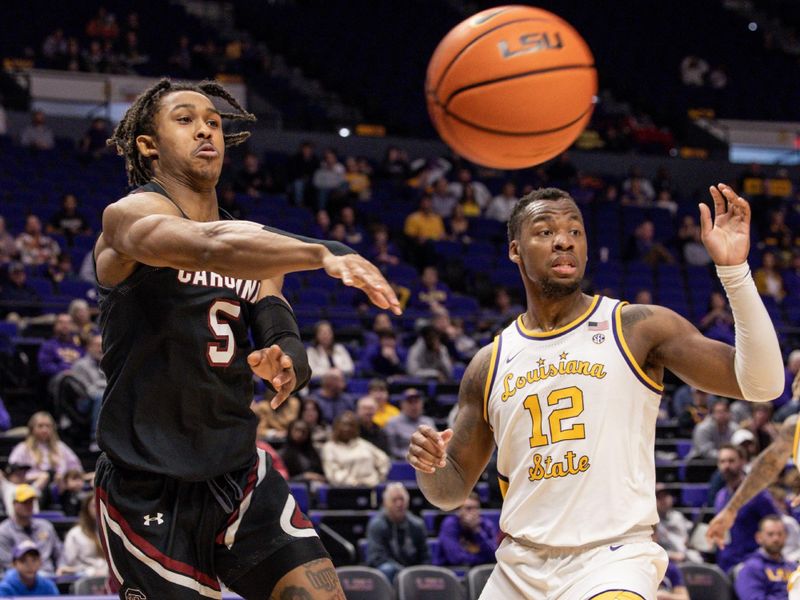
[395,565,464,600]
[337,566,394,600]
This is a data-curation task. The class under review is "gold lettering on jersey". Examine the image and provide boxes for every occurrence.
[528,451,590,481]
[501,357,607,401]
[176,270,262,303]
[766,567,792,582]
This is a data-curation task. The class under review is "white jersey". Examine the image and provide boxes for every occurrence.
[484,295,663,547]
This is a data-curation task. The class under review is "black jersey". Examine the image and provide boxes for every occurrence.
[96,182,263,480]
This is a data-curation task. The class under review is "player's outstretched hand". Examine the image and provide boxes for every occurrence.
[699,183,751,266]
[706,507,736,549]
[407,425,454,474]
[323,254,402,315]
[247,344,296,409]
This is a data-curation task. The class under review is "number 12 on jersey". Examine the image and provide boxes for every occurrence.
[523,386,585,448]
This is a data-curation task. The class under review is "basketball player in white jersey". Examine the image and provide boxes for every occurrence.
[707,371,800,599]
[408,184,784,599]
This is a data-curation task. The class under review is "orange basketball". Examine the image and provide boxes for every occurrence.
[426,5,597,170]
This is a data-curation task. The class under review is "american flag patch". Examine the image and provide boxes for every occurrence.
[587,320,608,331]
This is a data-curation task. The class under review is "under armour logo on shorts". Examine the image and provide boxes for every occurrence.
[125,589,147,600]
[143,513,164,526]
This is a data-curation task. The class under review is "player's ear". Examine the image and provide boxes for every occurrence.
[509,239,520,264]
[136,134,158,158]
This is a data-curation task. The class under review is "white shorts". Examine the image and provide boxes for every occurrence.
[479,537,668,600]
[788,567,800,600]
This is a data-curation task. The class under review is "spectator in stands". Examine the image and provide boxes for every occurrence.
[654,484,702,564]
[740,403,778,454]
[344,156,371,201]
[312,148,347,210]
[481,287,523,333]
[714,444,778,572]
[0,217,16,264]
[0,466,44,518]
[37,313,84,384]
[53,469,84,517]
[78,118,111,162]
[384,388,436,460]
[380,147,411,185]
[321,411,389,487]
[367,225,400,269]
[699,291,735,345]
[365,379,399,428]
[0,485,61,576]
[680,55,709,86]
[300,399,330,447]
[121,30,149,73]
[457,184,483,218]
[545,153,578,187]
[0,262,41,318]
[168,35,193,76]
[763,210,794,265]
[20,111,54,151]
[41,29,67,66]
[0,540,59,596]
[309,369,355,424]
[9,412,82,484]
[687,398,739,461]
[45,252,76,288]
[340,206,366,248]
[279,419,326,486]
[654,190,678,216]
[252,394,300,441]
[366,482,429,582]
[434,491,498,566]
[755,251,786,302]
[234,152,272,197]
[57,492,106,578]
[485,181,519,222]
[217,183,245,220]
[447,203,473,244]
[306,320,355,378]
[735,515,796,599]
[406,326,453,381]
[410,266,450,311]
[69,332,105,446]
[403,194,445,267]
[731,428,758,463]
[622,167,656,203]
[430,177,457,218]
[657,558,689,600]
[676,386,711,436]
[85,7,119,41]
[15,215,59,267]
[624,219,675,266]
[433,311,477,364]
[67,299,93,343]
[776,351,800,420]
[356,396,389,454]
[286,141,318,206]
[310,209,331,240]
[361,331,407,378]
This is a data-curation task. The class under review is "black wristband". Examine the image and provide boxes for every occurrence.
[261,224,356,256]
[251,296,311,393]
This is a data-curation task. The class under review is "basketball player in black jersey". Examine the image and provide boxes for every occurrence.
[93,79,400,599]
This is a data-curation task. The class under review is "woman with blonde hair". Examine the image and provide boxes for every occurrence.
[58,492,108,577]
[8,412,82,482]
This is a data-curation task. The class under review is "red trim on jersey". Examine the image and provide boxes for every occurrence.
[290,503,313,530]
[95,487,220,590]
[95,487,121,593]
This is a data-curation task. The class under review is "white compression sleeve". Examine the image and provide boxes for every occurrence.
[717,262,784,401]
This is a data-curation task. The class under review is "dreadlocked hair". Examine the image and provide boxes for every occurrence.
[107,78,257,187]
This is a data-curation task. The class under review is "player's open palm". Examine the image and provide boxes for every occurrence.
[699,183,751,266]
[323,253,402,314]
[706,507,735,549]
[248,344,296,408]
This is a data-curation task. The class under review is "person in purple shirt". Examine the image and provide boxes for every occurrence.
[714,444,778,572]
[434,492,497,566]
[308,369,355,425]
[36,313,83,381]
[410,266,451,311]
[658,559,689,600]
[735,515,796,600]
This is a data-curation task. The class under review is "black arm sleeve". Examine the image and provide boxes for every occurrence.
[261,225,356,256]
[251,296,311,393]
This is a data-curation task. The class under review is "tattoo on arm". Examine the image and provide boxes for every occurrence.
[304,560,339,592]
[620,305,654,332]
[274,559,344,600]
[728,439,792,512]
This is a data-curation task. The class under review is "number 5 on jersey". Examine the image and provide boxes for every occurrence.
[523,386,585,448]
[207,299,241,367]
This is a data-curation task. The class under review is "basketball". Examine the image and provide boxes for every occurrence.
[426,5,598,170]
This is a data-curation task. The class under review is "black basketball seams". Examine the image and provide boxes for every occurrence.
[428,17,560,99]
[441,102,595,137]
[441,63,596,108]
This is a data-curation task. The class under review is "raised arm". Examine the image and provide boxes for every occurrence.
[96,192,400,312]
[408,344,495,511]
[706,415,797,547]
[620,184,783,401]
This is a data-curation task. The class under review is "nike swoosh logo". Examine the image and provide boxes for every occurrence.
[506,349,524,364]
[609,545,623,551]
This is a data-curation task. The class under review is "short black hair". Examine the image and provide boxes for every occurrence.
[507,187,579,242]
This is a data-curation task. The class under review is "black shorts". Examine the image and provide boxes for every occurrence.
[94,448,328,600]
